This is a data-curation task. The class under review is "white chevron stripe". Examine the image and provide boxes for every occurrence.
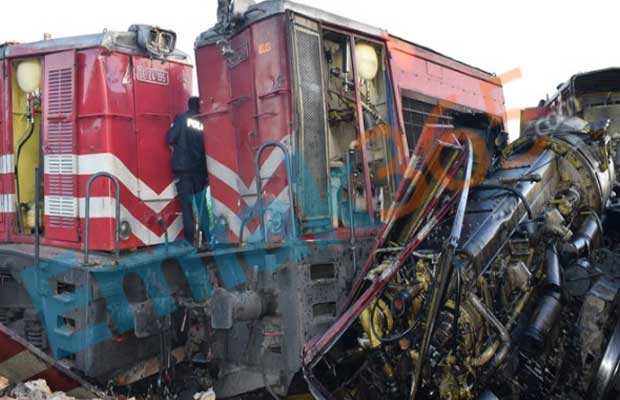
[0,194,15,213]
[0,154,14,175]
[77,197,183,246]
[212,186,291,242]
[207,135,290,206]
[211,197,251,241]
[206,156,253,197]
[44,153,178,214]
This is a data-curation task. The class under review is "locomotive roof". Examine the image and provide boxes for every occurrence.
[195,0,384,47]
[195,0,495,78]
[0,29,190,63]
[547,67,620,105]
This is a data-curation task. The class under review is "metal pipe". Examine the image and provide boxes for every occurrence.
[526,244,563,350]
[561,214,601,258]
[468,293,511,366]
[470,289,532,368]
[254,141,297,243]
[346,150,358,273]
[346,150,356,245]
[34,168,41,265]
[84,172,121,265]
[544,244,562,291]
[15,121,36,233]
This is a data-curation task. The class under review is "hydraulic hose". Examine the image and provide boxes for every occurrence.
[14,120,36,233]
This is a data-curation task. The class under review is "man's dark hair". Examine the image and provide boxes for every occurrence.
[188,96,200,112]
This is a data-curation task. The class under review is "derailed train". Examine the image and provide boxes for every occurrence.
[1,1,620,400]
[303,116,620,400]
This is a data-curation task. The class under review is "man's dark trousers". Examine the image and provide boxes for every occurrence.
[176,173,208,243]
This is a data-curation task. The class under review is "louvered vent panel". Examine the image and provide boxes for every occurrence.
[43,56,77,237]
[48,69,73,115]
[47,122,74,153]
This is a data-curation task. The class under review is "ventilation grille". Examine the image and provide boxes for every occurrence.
[295,27,329,220]
[46,154,76,228]
[45,63,76,232]
[48,69,73,115]
[48,122,74,153]
[45,195,78,220]
[45,155,76,175]
[402,97,453,152]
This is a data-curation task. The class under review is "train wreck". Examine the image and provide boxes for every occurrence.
[303,116,620,399]
[1,1,620,399]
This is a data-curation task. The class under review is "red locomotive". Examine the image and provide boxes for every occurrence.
[0,25,192,251]
[196,1,505,245]
[0,2,508,398]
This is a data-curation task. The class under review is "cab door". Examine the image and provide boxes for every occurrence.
[42,50,79,242]
[131,56,176,202]
[0,59,7,239]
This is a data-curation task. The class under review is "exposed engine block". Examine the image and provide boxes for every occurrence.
[303,117,620,400]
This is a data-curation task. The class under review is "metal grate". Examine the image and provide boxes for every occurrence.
[294,26,329,221]
[47,69,73,115]
[45,155,76,175]
[45,62,76,232]
[402,97,453,152]
[45,195,78,219]
[47,122,74,153]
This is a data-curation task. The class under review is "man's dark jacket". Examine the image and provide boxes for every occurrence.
[166,111,207,178]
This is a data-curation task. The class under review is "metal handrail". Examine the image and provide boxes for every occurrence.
[254,141,298,243]
[84,172,121,265]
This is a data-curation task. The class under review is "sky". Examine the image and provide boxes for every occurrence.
[2,0,618,137]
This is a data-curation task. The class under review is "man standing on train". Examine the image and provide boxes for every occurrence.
[167,96,209,246]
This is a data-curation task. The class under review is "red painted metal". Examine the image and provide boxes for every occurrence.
[43,50,79,242]
[197,15,293,243]
[0,40,193,252]
[0,57,6,241]
[387,38,506,123]
[196,12,506,245]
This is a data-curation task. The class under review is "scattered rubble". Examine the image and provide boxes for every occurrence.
[0,379,79,400]
[193,389,216,400]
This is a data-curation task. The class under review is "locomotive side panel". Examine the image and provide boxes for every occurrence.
[249,15,294,240]
[72,50,190,250]
[388,39,505,119]
[74,49,139,250]
[196,42,240,243]
[388,38,506,153]
[198,14,293,245]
